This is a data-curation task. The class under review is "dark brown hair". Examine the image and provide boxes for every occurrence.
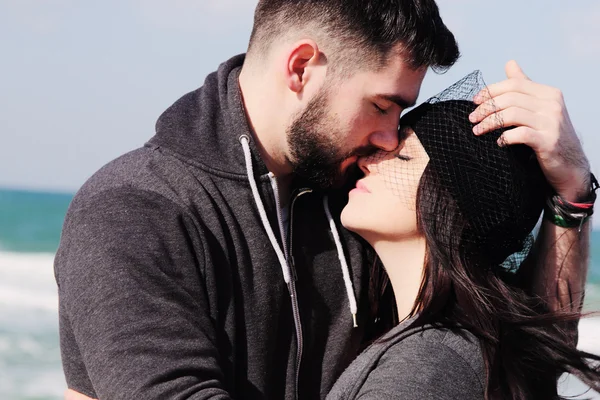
[247,0,460,74]
[369,166,600,399]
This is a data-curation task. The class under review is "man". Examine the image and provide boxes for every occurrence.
[57,1,594,399]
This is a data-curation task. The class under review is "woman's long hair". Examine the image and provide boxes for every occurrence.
[369,165,600,400]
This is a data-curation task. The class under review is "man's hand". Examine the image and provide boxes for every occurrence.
[65,389,95,400]
[470,60,591,201]
[469,61,591,335]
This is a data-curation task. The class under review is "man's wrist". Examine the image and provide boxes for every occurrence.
[556,171,592,203]
[544,172,598,231]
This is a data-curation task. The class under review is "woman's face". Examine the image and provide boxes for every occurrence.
[341,127,430,242]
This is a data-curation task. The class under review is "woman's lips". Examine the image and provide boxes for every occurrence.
[351,180,371,194]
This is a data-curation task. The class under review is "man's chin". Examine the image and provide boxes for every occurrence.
[335,163,362,191]
[292,167,340,190]
[308,173,341,190]
[292,160,360,190]
[314,165,360,190]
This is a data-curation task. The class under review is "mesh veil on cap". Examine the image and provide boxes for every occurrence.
[399,71,548,269]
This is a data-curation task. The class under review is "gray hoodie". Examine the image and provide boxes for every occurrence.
[54,54,372,400]
[327,319,486,400]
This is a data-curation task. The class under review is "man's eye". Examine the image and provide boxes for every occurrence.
[373,103,388,115]
[395,154,412,161]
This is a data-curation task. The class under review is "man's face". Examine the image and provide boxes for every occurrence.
[286,56,427,188]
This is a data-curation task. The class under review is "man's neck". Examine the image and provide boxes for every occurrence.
[371,236,427,322]
[238,65,293,179]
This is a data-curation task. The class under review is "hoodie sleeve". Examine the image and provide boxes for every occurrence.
[55,187,233,400]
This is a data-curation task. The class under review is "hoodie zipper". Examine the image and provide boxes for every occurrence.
[287,188,312,399]
[288,188,313,277]
[269,174,312,400]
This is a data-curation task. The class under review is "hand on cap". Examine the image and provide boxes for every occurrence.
[469,60,591,202]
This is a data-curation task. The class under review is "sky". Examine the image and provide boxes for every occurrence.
[1,0,599,196]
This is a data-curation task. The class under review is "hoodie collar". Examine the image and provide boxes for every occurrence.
[148,54,270,180]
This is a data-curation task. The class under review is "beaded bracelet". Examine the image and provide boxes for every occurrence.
[544,173,598,231]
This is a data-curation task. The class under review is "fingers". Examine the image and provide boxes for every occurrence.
[475,60,561,104]
[471,61,590,201]
[496,126,540,149]
[505,60,531,81]
[473,107,542,136]
[471,60,565,137]
[470,92,547,124]
[475,79,562,104]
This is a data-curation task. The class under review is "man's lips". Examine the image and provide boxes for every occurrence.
[339,156,358,173]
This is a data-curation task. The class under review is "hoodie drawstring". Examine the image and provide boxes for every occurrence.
[323,196,358,328]
[239,135,292,283]
[239,134,358,328]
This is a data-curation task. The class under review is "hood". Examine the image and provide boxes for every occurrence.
[148,54,270,179]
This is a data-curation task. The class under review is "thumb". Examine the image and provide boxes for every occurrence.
[505,60,530,81]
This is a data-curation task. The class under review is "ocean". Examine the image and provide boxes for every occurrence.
[0,187,599,399]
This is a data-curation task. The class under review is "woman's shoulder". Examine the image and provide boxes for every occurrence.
[400,325,484,380]
[375,325,485,399]
[327,323,485,400]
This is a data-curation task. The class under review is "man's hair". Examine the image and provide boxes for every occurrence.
[247,0,460,73]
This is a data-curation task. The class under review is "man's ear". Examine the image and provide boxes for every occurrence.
[284,40,321,94]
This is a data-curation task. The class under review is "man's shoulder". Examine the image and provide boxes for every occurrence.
[72,144,198,211]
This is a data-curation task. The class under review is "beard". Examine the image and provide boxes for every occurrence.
[287,88,375,189]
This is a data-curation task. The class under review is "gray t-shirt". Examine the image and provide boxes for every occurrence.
[327,319,485,399]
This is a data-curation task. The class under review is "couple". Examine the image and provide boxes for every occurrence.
[56,0,599,399]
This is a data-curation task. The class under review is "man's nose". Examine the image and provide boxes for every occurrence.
[368,129,399,152]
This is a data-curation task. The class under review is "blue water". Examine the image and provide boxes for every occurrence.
[0,189,72,254]
[2,187,598,283]
[0,187,598,399]
[0,189,73,399]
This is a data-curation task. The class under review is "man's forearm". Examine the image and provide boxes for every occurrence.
[529,220,590,313]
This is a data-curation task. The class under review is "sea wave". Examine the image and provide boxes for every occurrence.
[0,251,599,399]
[0,252,58,312]
[0,252,64,399]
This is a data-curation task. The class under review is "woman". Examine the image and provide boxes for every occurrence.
[327,73,600,400]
